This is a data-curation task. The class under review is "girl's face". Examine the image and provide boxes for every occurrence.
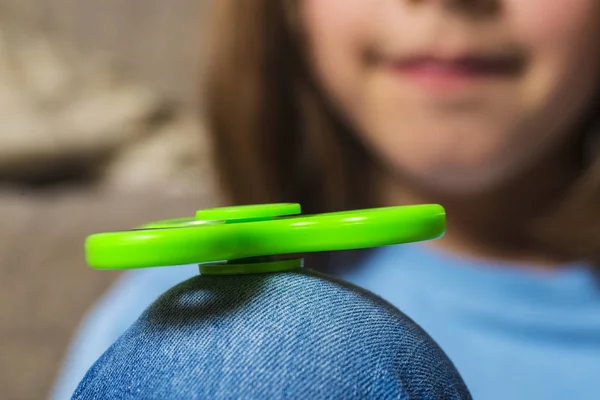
[301,0,600,194]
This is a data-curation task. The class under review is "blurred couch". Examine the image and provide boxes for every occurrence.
[0,2,215,398]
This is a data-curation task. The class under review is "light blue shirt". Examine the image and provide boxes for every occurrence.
[50,244,600,400]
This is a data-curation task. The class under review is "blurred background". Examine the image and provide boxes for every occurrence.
[0,1,217,398]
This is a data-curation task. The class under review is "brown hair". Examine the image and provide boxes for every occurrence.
[201,1,600,266]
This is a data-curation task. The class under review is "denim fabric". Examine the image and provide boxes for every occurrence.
[72,269,471,399]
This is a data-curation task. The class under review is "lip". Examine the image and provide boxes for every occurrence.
[382,51,524,91]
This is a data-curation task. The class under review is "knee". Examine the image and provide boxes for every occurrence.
[73,269,470,399]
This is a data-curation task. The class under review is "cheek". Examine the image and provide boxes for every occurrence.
[511,0,600,106]
[509,0,599,43]
[301,0,375,115]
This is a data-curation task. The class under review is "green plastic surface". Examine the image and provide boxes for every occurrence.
[85,203,446,271]
[195,203,301,223]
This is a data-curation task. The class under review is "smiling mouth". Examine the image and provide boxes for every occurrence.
[383,52,525,89]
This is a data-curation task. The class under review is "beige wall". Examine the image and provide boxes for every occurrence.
[0,2,212,398]
[2,0,209,105]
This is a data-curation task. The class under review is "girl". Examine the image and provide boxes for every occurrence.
[54,0,600,399]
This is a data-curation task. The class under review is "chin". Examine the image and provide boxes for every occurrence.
[398,161,514,196]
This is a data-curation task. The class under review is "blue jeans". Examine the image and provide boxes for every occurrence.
[72,269,471,399]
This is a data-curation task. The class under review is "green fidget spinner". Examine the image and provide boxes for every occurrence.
[85,203,445,275]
